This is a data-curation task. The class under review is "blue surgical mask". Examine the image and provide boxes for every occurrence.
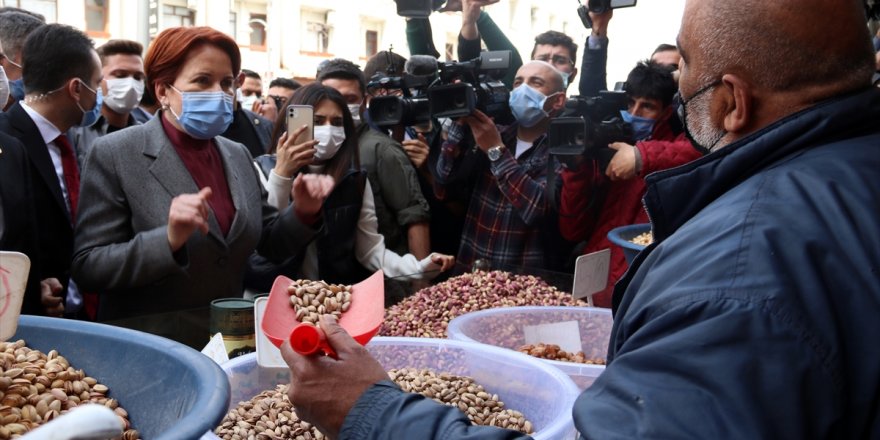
[75,79,102,127]
[9,78,24,102]
[620,110,656,141]
[168,85,234,139]
[509,85,557,128]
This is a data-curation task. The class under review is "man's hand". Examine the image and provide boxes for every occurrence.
[39,278,64,317]
[292,174,334,222]
[605,142,638,181]
[461,110,503,153]
[590,9,613,37]
[253,98,278,125]
[281,315,390,438]
[401,133,430,169]
[167,187,212,252]
[275,126,319,178]
[461,0,499,40]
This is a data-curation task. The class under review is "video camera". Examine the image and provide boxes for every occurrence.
[577,0,637,28]
[367,50,514,128]
[549,91,633,169]
[428,50,513,124]
[394,0,447,18]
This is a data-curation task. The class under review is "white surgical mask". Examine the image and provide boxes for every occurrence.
[237,88,260,111]
[0,66,9,110]
[347,103,362,126]
[313,125,346,161]
[103,77,144,114]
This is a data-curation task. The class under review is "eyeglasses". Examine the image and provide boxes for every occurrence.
[535,54,575,67]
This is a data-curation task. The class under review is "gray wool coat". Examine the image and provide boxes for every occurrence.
[71,113,318,329]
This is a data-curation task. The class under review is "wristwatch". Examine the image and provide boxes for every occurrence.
[487,145,506,162]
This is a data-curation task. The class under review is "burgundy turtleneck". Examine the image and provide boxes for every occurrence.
[161,115,235,236]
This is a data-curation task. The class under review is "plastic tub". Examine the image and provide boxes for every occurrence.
[607,223,652,265]
[221,337,580,440]
[447,306,612,391]
[12,315,231,440]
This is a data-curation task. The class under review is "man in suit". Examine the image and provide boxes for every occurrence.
[0,24,102,318]
[0,132,60,316]
[222,69,273,158]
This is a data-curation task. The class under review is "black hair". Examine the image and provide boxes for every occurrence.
[0,12,44,63]
[531,31,578,67]
[651,44,678,56]
[363,50,407,80]
[22,24,96,95]
[241,68,261,80]
[316,58,366,95]
[268,77,301,90]
[97,39,143,64]
[269,83,360,185]
[624,60,677,108]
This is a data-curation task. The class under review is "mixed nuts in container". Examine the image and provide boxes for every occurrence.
[0,340,139,440]
[286,280,352,325]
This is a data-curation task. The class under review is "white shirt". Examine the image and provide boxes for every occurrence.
[515,138,533,159]
[255,162,439,280]
[20,101,82,311]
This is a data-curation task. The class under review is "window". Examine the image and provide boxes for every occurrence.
[365,30,378,57]
[84,0,108,35]
[249,14,266,48]
[530,6,539,29]
[301,9,330,54]
[229,11,237,38]
[163,5,194,28]
[5,0,57,22]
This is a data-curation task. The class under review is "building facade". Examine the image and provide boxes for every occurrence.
[2,0,594,86]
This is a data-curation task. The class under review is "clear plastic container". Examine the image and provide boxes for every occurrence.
[447,306,612,391]
[221,337,580,440]
[13,315,230,440]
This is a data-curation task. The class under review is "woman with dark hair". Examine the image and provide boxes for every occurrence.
[251,83,454,288]
[70,27,332,344]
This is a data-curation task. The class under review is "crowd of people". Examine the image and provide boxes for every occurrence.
[1,0,879,437]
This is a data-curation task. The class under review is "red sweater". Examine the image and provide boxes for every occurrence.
[559,109,702,307]
[161,116,236,236]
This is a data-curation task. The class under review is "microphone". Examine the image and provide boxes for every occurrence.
[405,55,439,78]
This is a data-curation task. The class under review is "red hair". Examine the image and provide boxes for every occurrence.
[144,26,241,96]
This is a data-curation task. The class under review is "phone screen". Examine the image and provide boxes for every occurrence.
[286,105,314,144]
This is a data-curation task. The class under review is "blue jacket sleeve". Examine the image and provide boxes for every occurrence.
[340,381,533,440]
[578,36,609,97]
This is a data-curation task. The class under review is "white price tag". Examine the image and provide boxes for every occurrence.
[523,321,582,354]
[572,249,611,302]
[254,297,286,368]
[201,333,229,365]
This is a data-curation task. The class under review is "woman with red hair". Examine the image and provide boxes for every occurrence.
[71,27,331,346]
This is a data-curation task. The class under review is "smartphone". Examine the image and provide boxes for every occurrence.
[286,105,314,144]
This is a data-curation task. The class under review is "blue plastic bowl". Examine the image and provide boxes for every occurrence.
[607,223,652,265]
[12,315,230,440]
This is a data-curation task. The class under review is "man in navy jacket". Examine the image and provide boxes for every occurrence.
[280,0,880,438]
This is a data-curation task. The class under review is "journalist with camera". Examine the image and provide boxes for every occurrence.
[435,60,569,270]
[558,59,701,308]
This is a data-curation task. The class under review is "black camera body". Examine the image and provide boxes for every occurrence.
[427,50,513,124]
[549,91,633,169]
[367,74,433,128]
[577,0,638,28]
[394,0,447,18]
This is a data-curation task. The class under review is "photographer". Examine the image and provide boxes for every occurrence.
[559,60,701,308]
[435,60,567,270]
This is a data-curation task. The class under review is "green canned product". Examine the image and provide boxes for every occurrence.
[210,298,255,359]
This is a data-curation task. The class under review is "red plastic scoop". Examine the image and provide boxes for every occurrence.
[261,270,385,356]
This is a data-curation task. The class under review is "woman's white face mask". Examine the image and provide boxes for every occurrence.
[313,125,346,161]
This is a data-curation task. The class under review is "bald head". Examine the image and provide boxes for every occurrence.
[514,60,567,93]
[681,0,874,93]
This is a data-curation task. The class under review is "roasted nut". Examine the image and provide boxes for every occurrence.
[517,343,606,365]
[286,279,352,325]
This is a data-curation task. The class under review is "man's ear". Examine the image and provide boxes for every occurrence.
[550,91,567,113]
[719,73,752,135]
